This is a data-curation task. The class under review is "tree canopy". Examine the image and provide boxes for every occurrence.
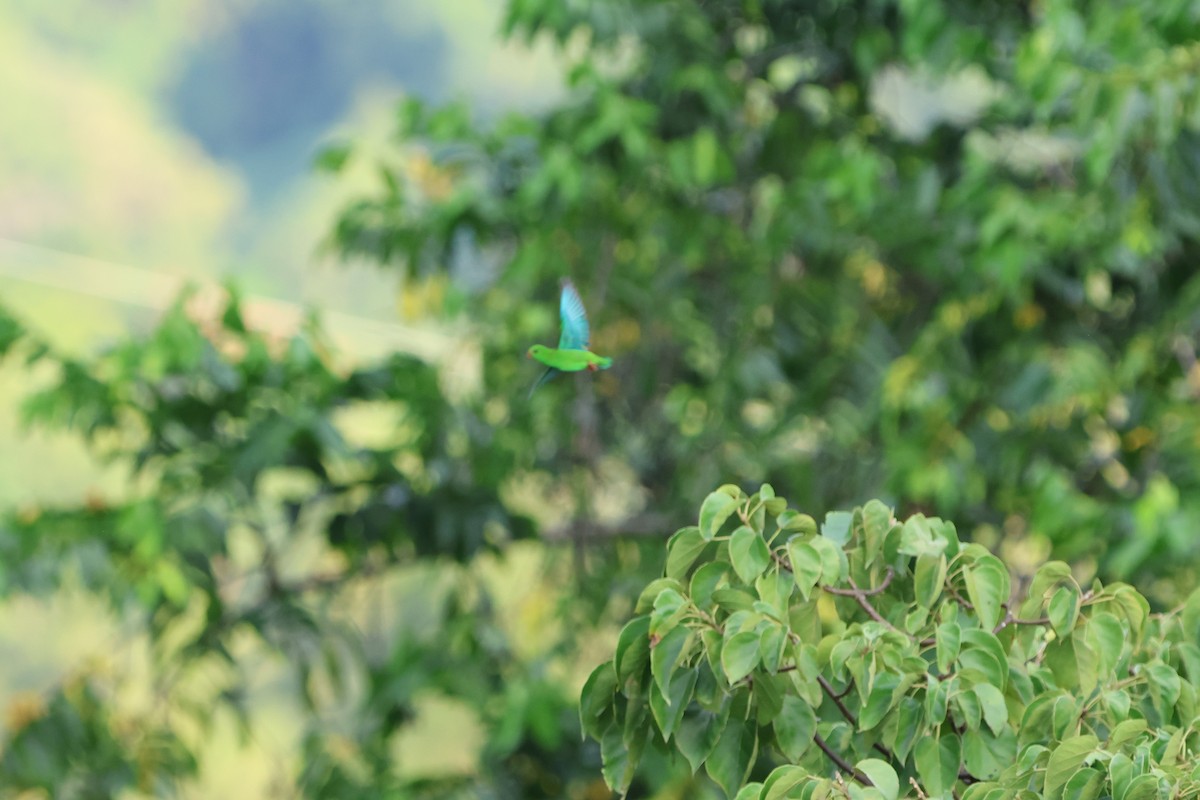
[3,0,1200,797]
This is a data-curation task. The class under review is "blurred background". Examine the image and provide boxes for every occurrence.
[2,0,1200,797]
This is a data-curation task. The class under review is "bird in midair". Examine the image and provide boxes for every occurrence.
[527,279,612,396]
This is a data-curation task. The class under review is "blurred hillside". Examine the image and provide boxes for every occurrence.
[0,0,560,329]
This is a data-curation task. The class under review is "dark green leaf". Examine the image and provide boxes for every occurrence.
[706,717,758,799]
[773,695,817,761]
[649,665,697,742]
[616,616,651,682]
[651,625,693,697]
[677,703,729,774]
[579,660,617,741]
[914,733,961,798]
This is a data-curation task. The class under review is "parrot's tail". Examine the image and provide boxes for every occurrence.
[597,357,613,369]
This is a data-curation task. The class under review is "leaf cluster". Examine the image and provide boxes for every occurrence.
[585,484,1200,798]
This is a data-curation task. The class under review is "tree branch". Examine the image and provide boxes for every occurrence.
[813,732,873,787]
[817,675,896,762]
[541,514,673,542]
[992,609,1051,634]
[823,567,895,597]
[822,569,908,637]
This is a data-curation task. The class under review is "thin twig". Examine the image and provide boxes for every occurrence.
[992,609,1052,634]
[823,570,907,638]
[817,676,897,761]
[944,581,974,610]
[823,567,896,597]
[813,732,873,787]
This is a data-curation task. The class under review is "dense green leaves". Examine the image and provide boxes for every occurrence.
[586,488,1200,798]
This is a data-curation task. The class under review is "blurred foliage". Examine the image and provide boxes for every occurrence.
[0,297,606,797]
[3,0,1200,796]
[590,482,1200,797]
[326,0,1200,601]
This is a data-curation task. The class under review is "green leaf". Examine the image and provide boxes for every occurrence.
[1146,663,1182,718]
[914,733,961,798]
[808,535,845,585]
[773,695,817,761]
[721,630,761,684]
[729,526,771,584]
[1082,612,1124,675]
[891,697,923,763]
[651,625,693,697]
[1048,585,1081,638]
[706,717,758,798]
[960,629,1009,691]
[692,561,730,608]
[777,510,817,535]
[1108,753,1134,800]
[787,540,822,600]
[856,758,899,800]
[600,721,634,792]
[616,616,651,681]
[973,683,1008,737]
[700,491,740,540]
[858,672,900,731]
[899,514,947,557]
[734,784,764,800]
[822,511,852,545]
[667,526,709,579]
[1121,774,1160,800]
[1061,767,1104,800]
[579,660,617,741]
[713,587,758,612]
[936,621,961,675]
[963,728,1016,780]
[649,665,697,741]
[861,500,893,560]
[762,765,811,800]
[963,556,1009,631]
[1108,719,1147,749]
[914,554,947,608]
[759,622,787,673]
[677,705,728,773]
[1044,734,1098,800]
[1022,561,1073,617]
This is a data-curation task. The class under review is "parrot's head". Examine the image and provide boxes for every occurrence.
[527,345,548,359]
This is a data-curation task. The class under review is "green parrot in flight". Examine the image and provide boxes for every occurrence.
[526,279,613,395]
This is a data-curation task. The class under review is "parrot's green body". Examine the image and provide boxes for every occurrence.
[526,280,612,395]
[527,344,613,372]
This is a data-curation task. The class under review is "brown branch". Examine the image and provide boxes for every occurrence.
[823,567,895,597]
[992,609,1051,634]
[541,513,673,542]
[945,581,974,610]
[813,732,873,787]
[817,675,896,762]
[822,570,908,638]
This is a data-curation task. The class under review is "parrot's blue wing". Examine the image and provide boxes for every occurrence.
[557,279,590,350]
